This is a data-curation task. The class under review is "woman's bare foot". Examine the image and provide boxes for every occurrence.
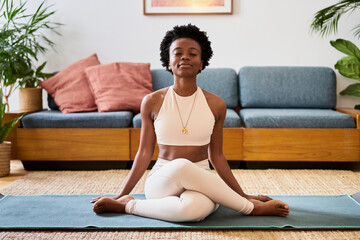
[249,199,289,217]
[93,195,134,214]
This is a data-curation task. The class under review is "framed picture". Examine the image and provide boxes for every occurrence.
[143,0,233,15]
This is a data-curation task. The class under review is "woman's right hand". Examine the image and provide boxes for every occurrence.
[90,195,120,203]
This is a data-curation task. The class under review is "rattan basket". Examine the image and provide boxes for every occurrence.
[19,87,42,112]
[0,141,11,177]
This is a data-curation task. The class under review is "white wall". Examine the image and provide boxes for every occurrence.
[8,0,360,110]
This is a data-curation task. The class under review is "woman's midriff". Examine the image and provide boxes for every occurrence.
[157,144,209,163]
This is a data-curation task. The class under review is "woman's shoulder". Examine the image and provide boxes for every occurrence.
[201,88,226,108]
[141,87,170,113]
[143,87,169,103]
[200,88,227,120]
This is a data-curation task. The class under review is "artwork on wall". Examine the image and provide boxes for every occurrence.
[143,0,233,15]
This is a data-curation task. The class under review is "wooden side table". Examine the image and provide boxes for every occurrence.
[2,111,25,159]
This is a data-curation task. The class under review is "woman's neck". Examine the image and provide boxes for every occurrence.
[173,77,197,96]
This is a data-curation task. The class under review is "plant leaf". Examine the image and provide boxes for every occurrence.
[35,61,46,75]
[0,115,23,143]
[0,89,4,123]
[340,83,360,97]
[330,39,360,60]
[334,56,360,80]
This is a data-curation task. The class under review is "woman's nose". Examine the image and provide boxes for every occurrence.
[181,54,190,60]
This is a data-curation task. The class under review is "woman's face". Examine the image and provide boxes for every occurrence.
[168,38,203,78]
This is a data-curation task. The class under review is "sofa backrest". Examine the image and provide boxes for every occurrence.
[151,68,239,108]
[239,66,337,109]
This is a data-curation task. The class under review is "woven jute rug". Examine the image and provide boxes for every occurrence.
[1,166,360,240]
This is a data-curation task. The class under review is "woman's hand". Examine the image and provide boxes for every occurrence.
[247,194,272,202]
[90,195,120,203]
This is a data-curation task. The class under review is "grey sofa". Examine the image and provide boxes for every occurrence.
[15,66,359,169]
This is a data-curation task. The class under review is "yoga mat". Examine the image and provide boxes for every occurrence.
[0,194,359,230]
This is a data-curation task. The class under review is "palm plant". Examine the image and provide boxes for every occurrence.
[311,0,360,39]
[0,0,60,111]
[311,0,360,109]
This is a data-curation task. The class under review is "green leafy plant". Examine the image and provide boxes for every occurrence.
[0,89,23,143]
[0,0,60,110]
[310,0,360,39]
[311,0,360,109]
[331,39,360,109]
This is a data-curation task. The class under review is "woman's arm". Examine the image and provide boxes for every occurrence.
[208,97,271,201]
[91,94,156,202]
[208,99,249,198]
[118,94,156,197]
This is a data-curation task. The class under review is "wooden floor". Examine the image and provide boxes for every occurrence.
[0,160,27,190]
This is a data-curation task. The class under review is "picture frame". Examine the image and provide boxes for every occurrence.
[143,0,233,15]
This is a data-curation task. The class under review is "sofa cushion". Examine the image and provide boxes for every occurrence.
[47,94,59,110]
[132,113,142,128]
[239,109,356,128]
[21,110,133,128]
[151,68,239,108]
[239,66,336,108]
[39,54,99,113]
[224,109,241,127]
[85,62,153,113]
[132,109,241,128]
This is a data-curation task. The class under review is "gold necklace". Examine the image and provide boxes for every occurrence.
[173,87,198,134]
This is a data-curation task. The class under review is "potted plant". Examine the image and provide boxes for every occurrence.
[0,89,23,177]
[0,0,60,112]
[310,0,360,109]
[330,39,360,109]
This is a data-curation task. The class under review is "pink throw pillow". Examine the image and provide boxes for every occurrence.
[40,54,100,113]
[85,62,153,113]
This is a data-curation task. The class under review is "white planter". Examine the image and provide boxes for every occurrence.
[0,141,11,177]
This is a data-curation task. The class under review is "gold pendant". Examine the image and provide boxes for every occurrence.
[181,127,188,134]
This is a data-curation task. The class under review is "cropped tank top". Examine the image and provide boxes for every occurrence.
[154,86,215,146]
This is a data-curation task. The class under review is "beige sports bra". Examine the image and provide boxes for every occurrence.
[154,86,215,146]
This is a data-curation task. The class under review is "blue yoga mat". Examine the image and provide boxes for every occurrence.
[0,194,359,230]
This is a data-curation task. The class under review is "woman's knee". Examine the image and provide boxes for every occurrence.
[176,191,216,222]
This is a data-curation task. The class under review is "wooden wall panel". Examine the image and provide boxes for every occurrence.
[17,128,130,161]
[243,128,360,162]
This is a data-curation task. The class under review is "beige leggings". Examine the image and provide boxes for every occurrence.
[125,158,254,222]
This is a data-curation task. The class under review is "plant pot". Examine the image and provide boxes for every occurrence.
[0,141,11,177]
[19,87,43,112]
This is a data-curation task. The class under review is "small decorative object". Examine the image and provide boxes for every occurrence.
[143,0,233,15]
[0,89,24,177]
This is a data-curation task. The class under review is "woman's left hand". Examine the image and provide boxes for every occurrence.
[247,194,272,202]
[90,195,119,203]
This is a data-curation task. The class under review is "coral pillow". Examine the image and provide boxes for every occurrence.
[40,54,100,113]
[85,62,153,113]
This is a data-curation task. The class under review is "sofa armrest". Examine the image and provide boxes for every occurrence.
[336,108,360,129]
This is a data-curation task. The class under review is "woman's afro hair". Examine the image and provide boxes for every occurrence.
[160,24,213,73]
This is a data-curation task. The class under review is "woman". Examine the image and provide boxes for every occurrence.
[91,24,289,222]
